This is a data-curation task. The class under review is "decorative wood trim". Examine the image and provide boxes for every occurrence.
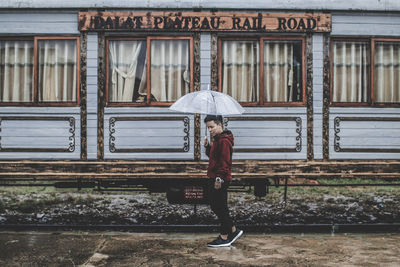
[211,33,218,91]
[80,32,88,160]
[0,117,75,153]
[306,34,313,161]
[97,33,106,160]
[322,34,331,160]
[334,116,400,153]
[193,32,201,161]
[193,32,201,93]
[194,113,201,160]
[109,116,190,153]
[226,116,302,153]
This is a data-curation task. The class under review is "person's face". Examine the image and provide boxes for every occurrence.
[206,120,223,137]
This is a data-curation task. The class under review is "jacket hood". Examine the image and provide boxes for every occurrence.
[216,129,234,147]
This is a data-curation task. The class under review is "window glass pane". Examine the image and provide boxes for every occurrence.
[263,40,302,102]
[221,40,259,102]
[332,41,370,102]
[374,42,400,103]
[150,39,190,102]
[108,40,147,102]
[0,40,33,102]
[38,39,77,102]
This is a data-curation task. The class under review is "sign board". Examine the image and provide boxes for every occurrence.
[78,11,331,32]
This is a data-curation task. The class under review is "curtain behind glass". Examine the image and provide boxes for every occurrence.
[0,40,33,102]
[150,40,190,102]
[374,42,400,103]
[109,40,147,102]
[332,41,369,102]
[221,41,259,102]
[38,39,77,102]
[263,41,294,102]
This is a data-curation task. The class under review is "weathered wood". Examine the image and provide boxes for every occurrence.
[322,33,331,160]
[80,31,88,160]
[97,32,105,160]
[2,0,400,12]
[306,33,314,161]
[1,160,400,180]
[78,12,331,33]
[210,33,218,91]
[193,32,201,161]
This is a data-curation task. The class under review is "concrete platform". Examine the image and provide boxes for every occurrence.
[1,231,400,266]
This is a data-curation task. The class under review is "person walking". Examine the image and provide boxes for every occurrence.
[203,115,243,247]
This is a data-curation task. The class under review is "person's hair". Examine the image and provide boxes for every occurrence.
[204,115,223,126]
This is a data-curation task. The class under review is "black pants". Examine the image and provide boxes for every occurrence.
[208,180,233,235]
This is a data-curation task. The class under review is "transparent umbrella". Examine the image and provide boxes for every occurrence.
[169,87,245,138]
[169,88,245,115]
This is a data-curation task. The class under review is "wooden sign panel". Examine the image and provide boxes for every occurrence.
[78,12,331,32]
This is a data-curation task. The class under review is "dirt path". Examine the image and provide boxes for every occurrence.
[1,232,399,266]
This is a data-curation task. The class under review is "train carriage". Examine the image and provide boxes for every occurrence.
[0,0,400,202]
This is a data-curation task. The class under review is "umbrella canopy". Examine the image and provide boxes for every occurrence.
[169,90,245,115]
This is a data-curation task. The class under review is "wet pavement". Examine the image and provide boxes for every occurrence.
[1,231,399,266]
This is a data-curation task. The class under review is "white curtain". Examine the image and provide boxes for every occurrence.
[109,40,147,102]
[0,41,33,102]
[263,41,294,102]
[374,42,400,103]
[150,40,190,102]
[38,39,77,102]
[221,41,259,102]
[332,41,369,102]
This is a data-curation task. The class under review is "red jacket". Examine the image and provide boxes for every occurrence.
[205,130,234,182]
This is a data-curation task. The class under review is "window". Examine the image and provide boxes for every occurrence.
[331,40,370,103]
[331,38,400,105]
[219,37,305,106]
[106,36,193,106]
[374,41,400,103]
[0,37,79,105]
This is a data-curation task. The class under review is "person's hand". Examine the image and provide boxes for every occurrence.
[214,181,222,190]
[203,136,209,147]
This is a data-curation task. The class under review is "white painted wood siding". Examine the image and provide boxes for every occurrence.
[199,33,307,160]
[0,11,79,34]
[330,14,400,159]
[104,108,194,160]
[330,108,400,159]
[313,34,324,160]
[0,107,81,159]
[87,33,98,160]
[200,33,211,90]
[1,0,399,11]
[201,108,307,160]
[332,13,400,36]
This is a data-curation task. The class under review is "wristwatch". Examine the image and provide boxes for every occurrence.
[215,177,224,183]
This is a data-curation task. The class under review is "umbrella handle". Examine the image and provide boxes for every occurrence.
[204,126,208,146]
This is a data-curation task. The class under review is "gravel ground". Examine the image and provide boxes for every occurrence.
[0,187,399,226]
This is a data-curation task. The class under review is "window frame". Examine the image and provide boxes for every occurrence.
[218,36,306,107]
[0,36,80,107]
[330,37,400,107]
[105,35,194,107]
